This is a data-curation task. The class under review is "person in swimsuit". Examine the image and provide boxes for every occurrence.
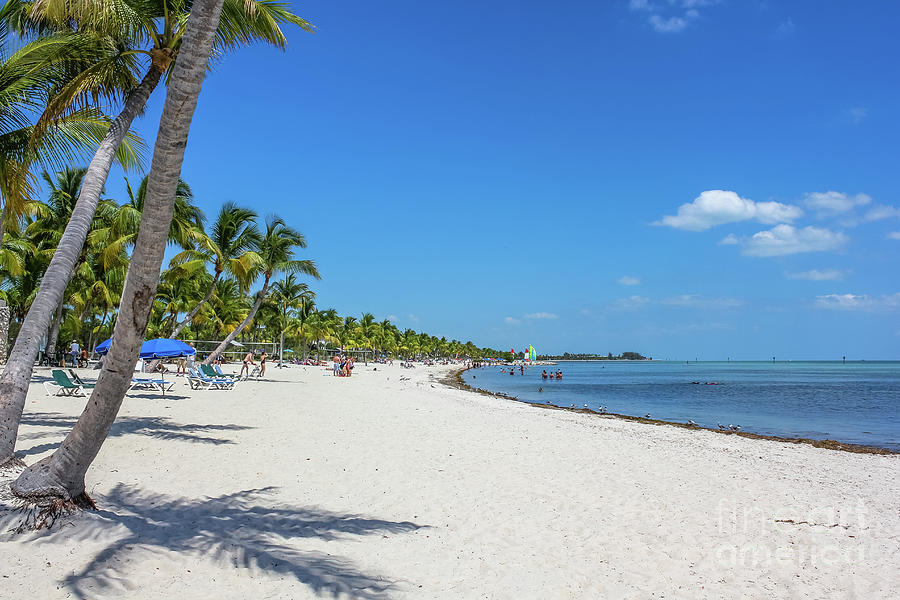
[259,351,268,377]
[241,351,255,378]
[541,370,548,379]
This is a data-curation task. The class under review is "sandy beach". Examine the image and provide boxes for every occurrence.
[2,362,898,599]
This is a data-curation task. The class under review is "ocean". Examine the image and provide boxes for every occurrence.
[463,361,900,450]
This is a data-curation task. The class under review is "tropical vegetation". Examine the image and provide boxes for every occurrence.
[0,1,514,511]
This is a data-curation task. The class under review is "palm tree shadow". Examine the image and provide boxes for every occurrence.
[17,413,253,455]
[60,485,425,599]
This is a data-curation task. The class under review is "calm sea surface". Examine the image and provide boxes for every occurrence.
[464,361,900,450]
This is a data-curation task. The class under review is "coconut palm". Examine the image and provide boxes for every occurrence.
[11,0,232,501]
[204,216,319,364]
[167,202,261,338]
[270,274,314,365]
[0,0,312,467]
[90,175,205,268]
[357,312,380,364]
[25,166,123,355]
[0,26,145,246]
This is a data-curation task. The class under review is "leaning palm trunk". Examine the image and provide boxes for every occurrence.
[204,279,269,364]
[169,271,219,338]
[0,63,167,466]
[11,1,225,500]
[45,297,64,363]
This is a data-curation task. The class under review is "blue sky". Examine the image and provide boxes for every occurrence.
[101,0,899,360]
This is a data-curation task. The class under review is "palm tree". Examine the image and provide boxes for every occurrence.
[168,202,261,338]
[11,0,231,501]
[90,175,205,268]
[205,216,319,364]
[270,274,314,365]
[0,27,146,247]
[0,0,311,466]
[357,312,379,365]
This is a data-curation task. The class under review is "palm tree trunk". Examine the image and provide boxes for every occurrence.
[45,297,64,363]
[204,277,269,364]
[10,0,226,497]
[279,329,285,365]
[0,64,166,466]
[170,271,219,338]
[0,202,9,250]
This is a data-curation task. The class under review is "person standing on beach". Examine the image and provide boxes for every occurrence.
[333,354,340,376]
[240,350,255,379]
[259,351,268,378]
[69,340,80,367]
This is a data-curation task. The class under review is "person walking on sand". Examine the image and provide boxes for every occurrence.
[333,354,341,377]
[69,340,80,367]
[240,350,255,379]
[259,351,268,378]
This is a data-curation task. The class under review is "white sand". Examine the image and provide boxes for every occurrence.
[1,362,898,599]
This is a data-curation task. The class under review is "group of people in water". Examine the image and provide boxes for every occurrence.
[497,365,563,380]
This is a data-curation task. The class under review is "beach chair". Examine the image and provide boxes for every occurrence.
[187,368,236,390]
[129,376,176,392]
[203,364,237,380]
[68,369,95,387]
[43,369,90,397]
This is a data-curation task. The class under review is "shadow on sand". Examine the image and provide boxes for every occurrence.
[56,485,424,598]
[17,413,252,456]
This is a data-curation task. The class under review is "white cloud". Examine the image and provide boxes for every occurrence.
[804,191,871,216]
[524,312,558,320]
[718,234,739,245]
[846,107,868,124]
[618,276,641,286]
[631,0,715,33]
[609,296,650,310]
[504,316,521,325]
[386,314,398,322]
[888,231,900,240]
[650,14,688,32]
[662,295,743,308]
[739,225,848,257]
[815,293,900,312]
[774,18,795,38]
[863,205,900,222]
[786,269,847,281]
[656,190,802,231]
[407,313,419,322]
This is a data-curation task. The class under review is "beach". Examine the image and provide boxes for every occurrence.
[2,362,898,599]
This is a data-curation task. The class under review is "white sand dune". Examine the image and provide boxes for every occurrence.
[2,362,898,599]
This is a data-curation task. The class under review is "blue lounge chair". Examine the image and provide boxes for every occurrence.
[187,368,236,390]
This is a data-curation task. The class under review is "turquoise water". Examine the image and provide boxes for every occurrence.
[464,361,900,450]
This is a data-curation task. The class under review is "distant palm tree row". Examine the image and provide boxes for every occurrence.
[1,168,513,364]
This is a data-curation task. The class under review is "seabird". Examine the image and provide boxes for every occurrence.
[717,422,726,430]
[730,424,741,431]
[687,420,696,426]
[644,413,651,419]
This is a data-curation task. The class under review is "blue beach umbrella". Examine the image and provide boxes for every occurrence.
[95,338,196,358]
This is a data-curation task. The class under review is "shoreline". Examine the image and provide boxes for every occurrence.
[445,366,898,455]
